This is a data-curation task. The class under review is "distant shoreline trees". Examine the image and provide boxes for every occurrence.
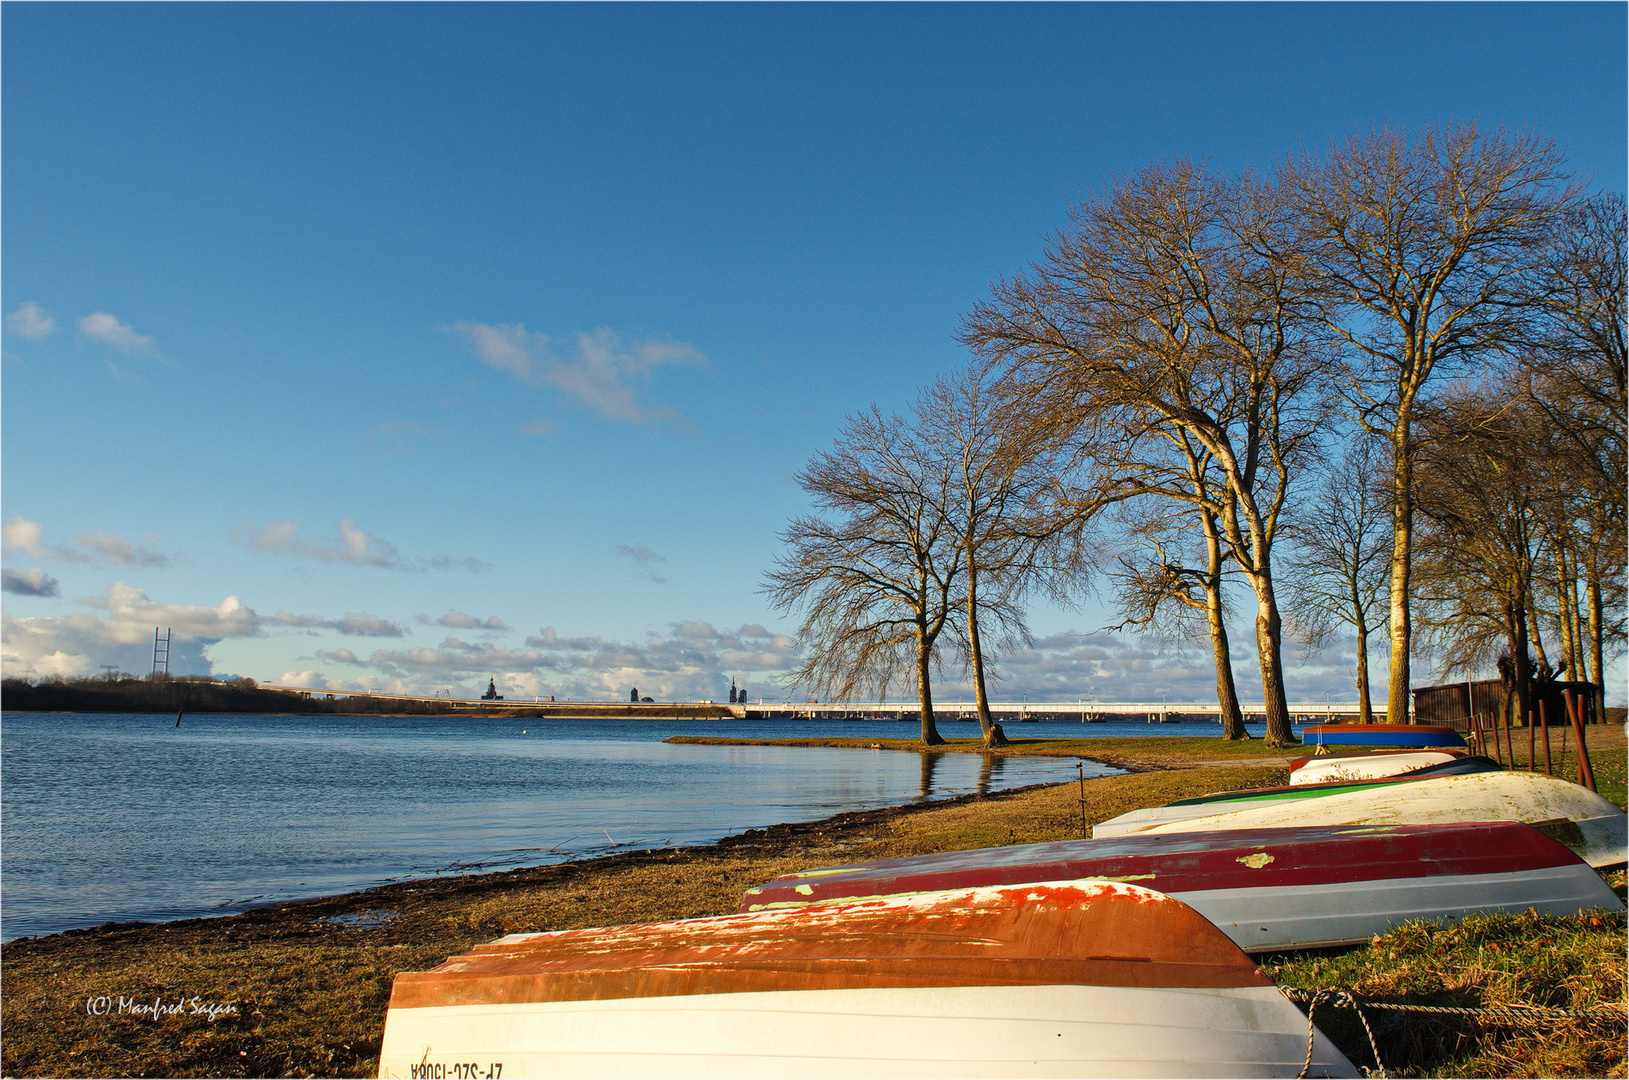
[0,673,463,715]
[769,122,1624,748]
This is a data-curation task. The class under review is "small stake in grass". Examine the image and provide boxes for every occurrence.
[1077,761,1087,838]
[1537,699,1553,776]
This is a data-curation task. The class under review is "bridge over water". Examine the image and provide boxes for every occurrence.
[259,685,1378,723]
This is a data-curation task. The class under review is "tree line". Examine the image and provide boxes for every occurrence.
[767,123,1625,748]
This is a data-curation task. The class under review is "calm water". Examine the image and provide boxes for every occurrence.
[0,711,1279,941]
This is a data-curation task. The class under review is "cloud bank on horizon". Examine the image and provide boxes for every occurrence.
[0,566,1387,707]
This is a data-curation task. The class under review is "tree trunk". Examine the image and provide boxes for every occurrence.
[1527,586,1552,673]
[1554,545,1581,680]
[1252,577,1297,745]
[1199,510,1248,740]
[1507,602,1533,737]
[1586,575,1606,711]
[1385,424,1413,724]
[964,555,1008,748]
[915,622,944,746]
[1208,597,1247,740]
[1354,611,1374,725]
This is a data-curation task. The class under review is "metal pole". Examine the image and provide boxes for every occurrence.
[1077,761,1088,839]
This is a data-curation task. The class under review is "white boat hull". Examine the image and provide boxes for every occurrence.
[1180,863,1623,951]
[1119,773,1628,867]
[1290,751,1460,785]
[377,983,1355,1079]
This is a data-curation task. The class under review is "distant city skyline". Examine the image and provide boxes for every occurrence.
[4,4,1624,703]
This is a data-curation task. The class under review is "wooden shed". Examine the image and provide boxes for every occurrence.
[1413,678,1601,729]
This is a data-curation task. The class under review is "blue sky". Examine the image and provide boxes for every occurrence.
[4,3,1624,704]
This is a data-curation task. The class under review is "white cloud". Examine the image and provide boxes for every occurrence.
[1,583,261,679]
[74,529,172,568]
[451,322,704,426]
[553,329,703,424]
[2,517,49,559]
[238,520,300,550]
[272,611,406,637]
[296,620,800,701]
[1,517,171,568]
[315,649,361,665]
[426,554,491,573]
[77,312,158,355]
[6,302,54,339]
[365,420,432,458]
[455,322,539,383]
[417,611,511,631]
[232,517,485,573]
[336,613,405,637]
[1,583,421,678]
[233,517,402,568]
[613,543,667,584]
[2,567,59,597]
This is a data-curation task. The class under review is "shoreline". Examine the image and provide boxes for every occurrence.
[664,733,1310,771]
[4,734,1624,1078]
[1,758,1286,1078]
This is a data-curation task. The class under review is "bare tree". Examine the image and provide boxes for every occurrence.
[916,368,1069,748]
[1412,383,1549,729]
[963,162,1327,745]
[1279,437,1391,722]
[1283,123,1578,723]
[1522,191,1628,705]
[764,406,959,746]
[1106,434,1249,739]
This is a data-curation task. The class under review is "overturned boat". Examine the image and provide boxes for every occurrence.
[739,822,1622,953]
[378,880,1357,1078]
[1093,759,1503,838]
[1097,772,1627,868]
[1289,749,1466,786]
[1301,723,1467,749]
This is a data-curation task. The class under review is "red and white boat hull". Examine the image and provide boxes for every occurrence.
[1124,773,1627,868]
[377,880,1357,1079]
[1179,861,1619,951]
[740,822,1622,953]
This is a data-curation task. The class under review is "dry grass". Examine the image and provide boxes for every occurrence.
[1489,725,1626,810]
[1264,908,1627,1078]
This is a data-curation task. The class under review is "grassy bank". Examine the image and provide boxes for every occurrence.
[2,735,1623,1078]
[669,732,1312,770]
[670,727,1628,807]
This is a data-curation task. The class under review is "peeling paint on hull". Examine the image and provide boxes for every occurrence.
[378,881,1358,1078]
[739,823,1623,951]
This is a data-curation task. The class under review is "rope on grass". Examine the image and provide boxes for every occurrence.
[1283,986,1629,1080]
[1291,989,1386,1079]
[1279,986,1629,1025]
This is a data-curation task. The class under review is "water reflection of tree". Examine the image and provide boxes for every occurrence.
[917,752,945,801]
[977,752,1005,796]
